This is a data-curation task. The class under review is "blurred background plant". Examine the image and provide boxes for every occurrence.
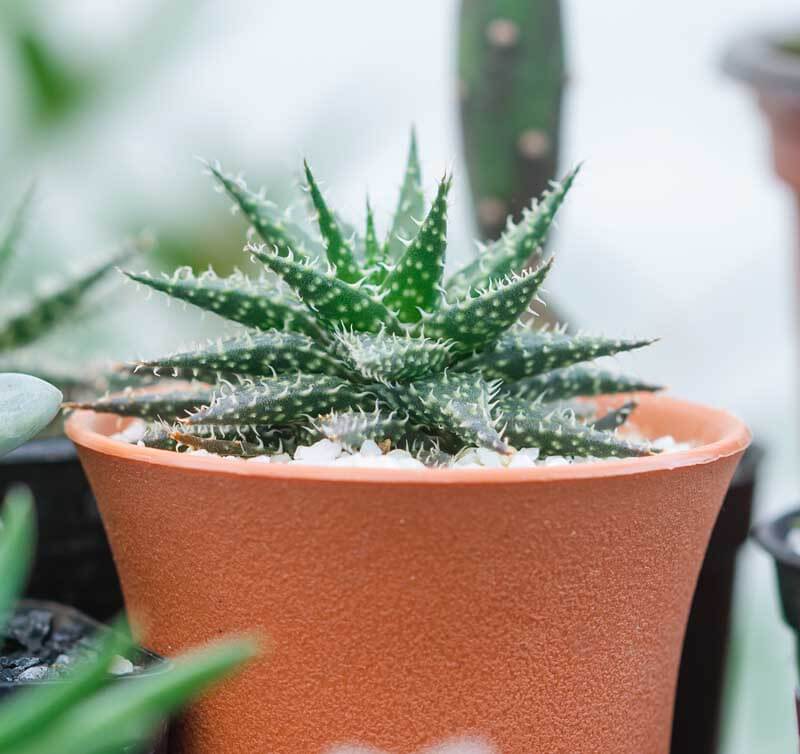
[0,191,141,400]
[0,0,796,751]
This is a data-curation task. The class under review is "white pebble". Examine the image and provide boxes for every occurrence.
[248,455,271,463]
[294,439,342,463]
[652,435,676,451]
[543,456,570,467]
[109,656,135,676]
[508,453,535,468]
[454,450,480,467]
[476,448,504,468]
[519,447,540,461]
[18,666,48,681]
[359,439,383,457]
[110,420,147,444]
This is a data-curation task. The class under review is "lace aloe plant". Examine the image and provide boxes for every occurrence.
[72,134,661,463]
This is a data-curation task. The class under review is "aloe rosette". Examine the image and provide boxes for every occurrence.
[70,133,660,463]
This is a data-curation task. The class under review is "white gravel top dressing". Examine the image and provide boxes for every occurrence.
[111,421,693,469]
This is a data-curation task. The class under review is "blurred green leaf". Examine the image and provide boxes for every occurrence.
[14,30,94,126]
[0,373,61,456]
[0,185,35,278]
[0,487,34,624]
[6,639,256,754]
[0,620,132,750]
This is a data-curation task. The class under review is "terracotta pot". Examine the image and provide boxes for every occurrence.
[724,31,800,208]
[671,443,763,754]
[65,393,750,754]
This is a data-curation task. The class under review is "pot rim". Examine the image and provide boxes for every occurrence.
[64,393,750,485]
[752,508,800,569]
[723,26,800,97]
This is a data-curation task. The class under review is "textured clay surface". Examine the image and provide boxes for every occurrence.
[66,394,749,754]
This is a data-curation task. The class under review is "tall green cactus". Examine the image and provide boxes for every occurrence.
[458,0,565,241]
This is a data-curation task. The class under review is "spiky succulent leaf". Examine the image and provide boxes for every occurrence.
[380,175,451,322]
[133,330,346,379]
[334,211,365,259]
[385,129,425,263]
[454,330,655,381]
[0,251,129,352]
[411,442,453,468]
[509,365,662,402]
[124,269,324,339]
[66,386,215,421]
[0,185,34,277]
[143,422,293,453]
[250,246,401,334]
[181,375,373,426]
[303,162,362,282]
[445,166,578,300]
[308,406,411,451]
[419,258,552,352]
[171,431,269,458]
[140,422,179,451]
[498,398,652,458]
[335,330,452,383]
[592,400,638,432]
[364,200,381,271]
[207,163,320,258]
[383,372,509,454]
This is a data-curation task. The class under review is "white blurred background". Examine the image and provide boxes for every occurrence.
[1,0,798,750]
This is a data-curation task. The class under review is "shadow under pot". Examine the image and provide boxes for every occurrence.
[0,437,124,621]
[0,599,169,753]
[671,443,764,754]
[752,507,800,745]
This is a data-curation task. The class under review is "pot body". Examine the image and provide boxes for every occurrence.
[0,438,124,621]
[67,396,748,754]
[671,444,762,754]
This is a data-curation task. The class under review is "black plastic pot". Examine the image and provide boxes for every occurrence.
[1,600,169,753]
[0,438,124,621]
[671,443,764,754]
[753,505,800,746]
[753,505,800,653]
